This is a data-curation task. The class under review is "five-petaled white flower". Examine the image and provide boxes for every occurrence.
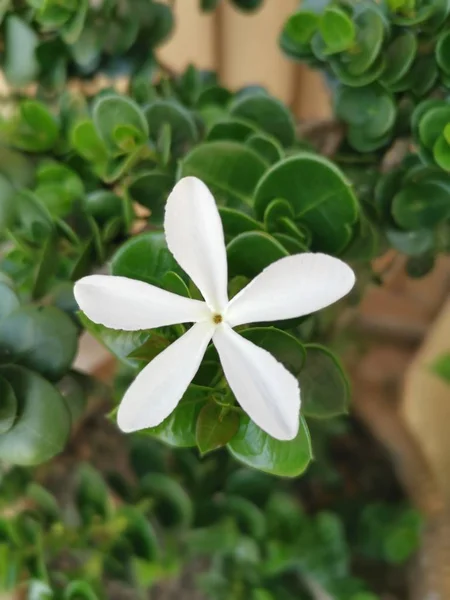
[75,177,355,441]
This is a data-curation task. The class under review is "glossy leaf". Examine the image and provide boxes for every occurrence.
[196,403,240,454]
[111,231,180,285]
[301,344,350,418]
[0,365,71,465]
[0,374,18,435]
[228,415,312,477]
[93,95,148,154]
[230,93,296,146]
[227,231,288,278]
[127,170,173,224]
[180,141,267,207]
[319,6,355,54]
[0,306,78,382]
[0,282,20,322]
[254,154,358,254]
[4,16,39,86]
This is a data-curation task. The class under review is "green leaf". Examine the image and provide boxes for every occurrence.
[228,415,312,477]
[111,231,180,285]
[180,141,267,207]
[385,228,434,257]
[381,31,417,86]
[221,495,266,540]
[336,84,396,138]
[16,189,53,241]
[319,7,355,54]
[301,344,350,418]
[230,0,264,11]
[0,282,20,322]
[207,118,259,143]
[71,119,109,163]
[76,463,109,521]
[127,170,173,224]
[12,101,59,152]
[219,207,264,238]
[78,312,152,369]
[27,482,60,522]
[0,365,71,465]
[430,352,450,384]
[344,7,384,76]
[32,233,58,300]
[242,328,306,376]
[146,385,210,447]
[0,374,17,435]
[61,0,88,44]
[196,403,240,454]
[84,190,122,224]
[246,133,283,164]
[392,178,450,229]
[93,95,148,154]
[140,473,193,528]
[433,134,450,171]
[0,306,78,382]
[118,506,159,561]
[0,173,17,231]
[436,30,450,75]
[64,580,99,600]
[418,106,450,150]
[57,373,88,424]
[144,99,198,154]
[282,11,320,45]
[406,254,435,278]
[230,94,296,147]
[4,15,39,86]
[254,154,358,254]
[161,271,191,298]
[227,231,288,278]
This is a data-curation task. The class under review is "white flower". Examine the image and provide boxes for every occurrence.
[74,177,355,440]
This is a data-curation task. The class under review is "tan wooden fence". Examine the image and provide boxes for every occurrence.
[158,0,331,120]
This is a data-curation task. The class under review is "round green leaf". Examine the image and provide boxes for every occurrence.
[127,170,173,224]
[301,344,350,418]
[230,94,296,146]
[336,84,396,138]
[118,506,159,561]
[64,580,99,600]
[4,15,39,86]
[180,141,267,207]
[196,403,240,454]
[246,133,283,164]
[241,328,306,377]
[146,385,210,448]
[385,228,434,256]
[84,190,122,224]
[436,30,450,75]
[381,31,417,86]
[219,207,263,238]
[392,179,450,229]
[144,99,198,154]
[418,106,450,149]
[227,231,288,278]
[71,119,109,163]
[0,374,18,435]
[319,6,355,54]
[0,173,16,231]
[13,101,59,152]
[0,282,20,322]
[227,415,312,477]
[111,231,180,285]
[344,7,384,76]
[254,154,358,254]
[0,306,78,382]
[331,54,385,87]
[282,11,320,45]
[0,365,71,465]
[140,473,193,528]
[207,118,259,143]
[433,134,450,171]
[93,95,148,154]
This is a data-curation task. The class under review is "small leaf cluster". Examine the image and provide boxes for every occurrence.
[281,0,450,276]
[1,431,420,600]
[0,276,87,466]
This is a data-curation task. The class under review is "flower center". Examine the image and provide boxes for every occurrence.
[212,314,223,324]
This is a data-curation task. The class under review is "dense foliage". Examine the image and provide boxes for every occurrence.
[0,0,442,597]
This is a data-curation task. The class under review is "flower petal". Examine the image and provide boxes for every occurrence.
[118,320,214,432]
[75,274,209,330]
[213,324,300,440]
[226,253,355,327]
[164,177,228,312]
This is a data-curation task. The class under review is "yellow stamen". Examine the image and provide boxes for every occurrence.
[213,314,223,324]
